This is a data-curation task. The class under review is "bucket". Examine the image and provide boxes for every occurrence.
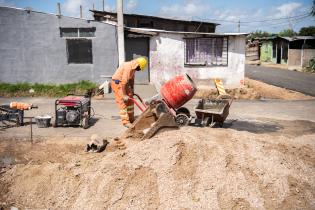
[35,115,52,128]
[160,74,197,109]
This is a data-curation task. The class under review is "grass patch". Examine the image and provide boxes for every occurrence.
[0,81,97,97]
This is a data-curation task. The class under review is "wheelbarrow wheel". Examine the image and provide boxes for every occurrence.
[202,115,216,127]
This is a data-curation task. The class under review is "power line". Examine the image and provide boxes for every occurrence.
[193,11,312,24]
[241,14,311,27]
[241,12,311,23]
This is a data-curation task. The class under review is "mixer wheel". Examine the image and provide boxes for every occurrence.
[175,113,190,127]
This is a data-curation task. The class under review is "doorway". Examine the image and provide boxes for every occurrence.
[125,37,150,84]
[276,47,281,64]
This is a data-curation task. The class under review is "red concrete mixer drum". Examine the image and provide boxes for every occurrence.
[160,74,197,109]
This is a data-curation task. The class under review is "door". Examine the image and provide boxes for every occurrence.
[125,37,150,84]
[277,47,281,64]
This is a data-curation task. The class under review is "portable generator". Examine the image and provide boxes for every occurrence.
[54,94,91,129]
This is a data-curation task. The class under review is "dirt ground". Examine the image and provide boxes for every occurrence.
[1,117,315,210]
[1,80,315,209]
[195,78,314,100]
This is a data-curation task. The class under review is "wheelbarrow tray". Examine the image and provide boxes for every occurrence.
[194,99,232,127]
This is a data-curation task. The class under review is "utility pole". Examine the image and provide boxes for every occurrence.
[237,20,240,33]
[57,2,61,18]
[103,0,105,11]
[117,0,125,66]
[80,5,83,18]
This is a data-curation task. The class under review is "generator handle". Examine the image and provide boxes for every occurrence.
[67,93,90,98]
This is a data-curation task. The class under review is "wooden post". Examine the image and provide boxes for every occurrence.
[301,39,306,68]
[30,117,33,143]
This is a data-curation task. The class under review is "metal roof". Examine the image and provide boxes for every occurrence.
[255,35,315,42]
[90,10,220,26]
[280,36,315,41]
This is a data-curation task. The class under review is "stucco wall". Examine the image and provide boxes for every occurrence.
[149,33,245,89]
[0,7,118,84]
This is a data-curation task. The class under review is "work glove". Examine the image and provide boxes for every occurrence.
[123,95,129,103]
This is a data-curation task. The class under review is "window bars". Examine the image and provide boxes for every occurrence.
[60,27,96,38]
[185,37,228,66]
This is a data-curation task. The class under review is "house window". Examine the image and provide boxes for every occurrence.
[60,28,95,64]
[184,37,228,66]
[60,27,96,38]
[66,39,93,64]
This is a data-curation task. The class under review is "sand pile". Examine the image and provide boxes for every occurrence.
[1,121,314,209]
[195,78,314,100]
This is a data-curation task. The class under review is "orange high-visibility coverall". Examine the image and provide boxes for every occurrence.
[111,59,139,125]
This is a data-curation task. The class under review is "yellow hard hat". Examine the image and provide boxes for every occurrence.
[136,57,147,71]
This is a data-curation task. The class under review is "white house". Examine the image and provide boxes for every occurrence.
[93,10,247,89]
[147,30,247,89]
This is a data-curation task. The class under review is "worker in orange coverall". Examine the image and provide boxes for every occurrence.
[111,57,147,128]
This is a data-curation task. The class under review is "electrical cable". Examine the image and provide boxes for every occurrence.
[88,106,118,120]
[241,12,312,23]
[240,14,311,27]
[244,14,312,28]
[193,11,312,24]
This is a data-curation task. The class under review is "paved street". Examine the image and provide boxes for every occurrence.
[245,64,315,96]
[1,96,315,140]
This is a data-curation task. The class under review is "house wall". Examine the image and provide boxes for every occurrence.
[246,44,259,61]
[149,33,245,89]
[302,49,315,67]
[287,49,315,70]
[0,7,118,84]
[260,42,272,62]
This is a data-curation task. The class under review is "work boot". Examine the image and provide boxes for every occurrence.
[123,122,133,128]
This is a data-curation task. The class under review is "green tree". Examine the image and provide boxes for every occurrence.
[278,29,297,37]
[299,26,315,36]
[248,30,270,40]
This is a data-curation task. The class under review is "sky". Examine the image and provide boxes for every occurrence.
[0,0,314,33]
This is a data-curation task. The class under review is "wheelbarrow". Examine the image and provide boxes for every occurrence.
[194,95,233,127]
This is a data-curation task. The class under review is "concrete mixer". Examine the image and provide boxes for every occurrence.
[121,73,197,140]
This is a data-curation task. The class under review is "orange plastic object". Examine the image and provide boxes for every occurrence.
[10,102,32,110]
